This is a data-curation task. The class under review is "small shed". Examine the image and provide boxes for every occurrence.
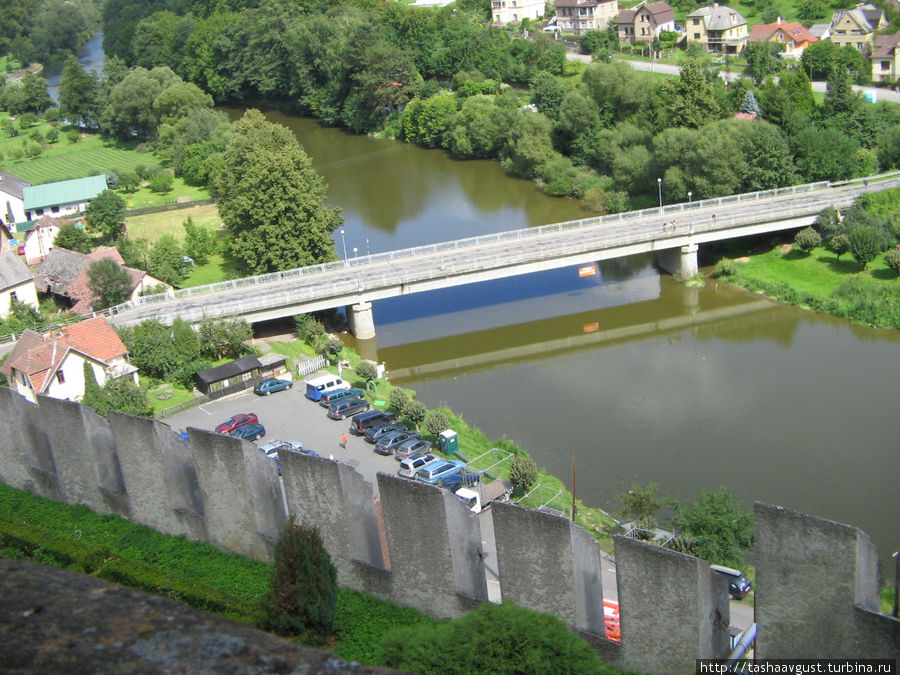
[195,356,262,398]
[257,352,288,379]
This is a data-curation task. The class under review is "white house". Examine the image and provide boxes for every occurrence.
[0,250,39,320]
[22,174,108,222]
[0,171,31,228]
[0,316,138,404]
[18,215,75,265]
[491,0,546,26]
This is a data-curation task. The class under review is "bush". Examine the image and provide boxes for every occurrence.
[714,258,738,277]
[794,227,822,253]
[848,225,884,268]
[509,455,538,492]
[355,361,377,387]
[260,518,337,638]
[827,233,850,260]
[45,127,59,143]
[884,247,900,275]
[388,388,411,411]
[66,129,80,143]
[294,314,326,343]
[149,171,174,194]
[378,602,608,674]
[402,399,427,431]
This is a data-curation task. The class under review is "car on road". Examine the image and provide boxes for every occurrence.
[394,439,433,461]
[215,413,258,434]
[228,422,266,441]
[327,398,371,420]
[439,471,480,493]
[374,431,420,456]
[711,565,752,600]
[349,410,398,435]
[304,374,351,401]
[397,453,438,479]
[364,423,407,444]
[259,440,319,474]
[253,378,293,396]
[416,459,467,484]
[319,388,365,408]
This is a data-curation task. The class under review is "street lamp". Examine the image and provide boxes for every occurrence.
[340,229,347,266]
[688,191,693,235]
[657,177,663,212]
[352,247,358,265]
[366,238,371,262]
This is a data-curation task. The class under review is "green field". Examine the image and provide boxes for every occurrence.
[2,141,160,185]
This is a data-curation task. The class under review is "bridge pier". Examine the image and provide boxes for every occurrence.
[346,301,376,340]
[658,243,698,280]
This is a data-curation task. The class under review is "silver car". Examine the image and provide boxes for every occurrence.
[394,439,433,461]
[397,453,437,479]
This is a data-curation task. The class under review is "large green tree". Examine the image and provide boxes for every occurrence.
[668,487,754,567]
[85,190,126,242]
[214,109,341,273]
[58,56,99,128]
[86,258,132,310]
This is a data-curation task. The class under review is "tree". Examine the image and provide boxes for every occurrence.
[741,122,797,192]
[739,90,762,117]
[530,71,566,119]
[322,336,344,362]
[796,0,824,21]
[82,361,107,415]
[294,314,326,344]
[84,190,126,242]
[182,217,216,265]
[19,71,52,113]
[743,42,782,85]
[54,224,92,253]
[148,234,188,286]
[119,170,140,193]
[661,58,723,129]
[388,388,411,412]
[848,226,883,269]
[261,517,337,637]
[354,361,378,389]
[148,170,174,194]
[509,455,538,492]
[379,603,605,674]
[500,108,558,179]
[196,316,252,360]
[617,482,662,523]
[402,399,427,431]
[103,377,152,417]
[58,55,99,128]
[214,110,342,274]
[816,206,843,239]
[827,233,851,260]
[118,319,183,380]
[668,487,754,567]
[425,411,449,438]
[794,226,822,253]
[86,258,132,310]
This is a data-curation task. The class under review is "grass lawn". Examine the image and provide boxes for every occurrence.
[182,254,230,287]
[735,244,897,297]
[125,203,222,241]
[122,179,211,209]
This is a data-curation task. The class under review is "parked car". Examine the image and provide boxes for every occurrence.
[416,459,467,484]
[364,423,407,444]
[394,439,433,461]
[215,413,258,434]
[374,431,420,456]
[228,422,266,441]
[253,377,293,396]
[327,398,371,420]
[304,374,351,401]
[259,440,318,475]
[397,453,438,479]
[319,388,365,408]
[439,471,480,493]
[349,410,398,435]
[710,565,752,600]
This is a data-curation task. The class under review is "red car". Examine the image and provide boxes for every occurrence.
[215,413,259,434]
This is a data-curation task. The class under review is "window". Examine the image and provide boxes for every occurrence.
[55,371,65,384]
[857,42,863,50]
[9,290,17,303]
[51,206,60,213]
[692,18,700,25]
[35,208,44,216]
[882,60,890,69]
[693,33,701,39]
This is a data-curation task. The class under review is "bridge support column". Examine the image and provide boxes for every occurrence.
[658,243,698,280]
[347,301,376,340]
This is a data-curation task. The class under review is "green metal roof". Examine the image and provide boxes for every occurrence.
[22,175,108,211]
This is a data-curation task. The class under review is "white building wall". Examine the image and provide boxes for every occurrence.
[0,280,39,319]
[25,200,89,222]
[23,225,59,264]
[492,0,546,24]
[0,192,26,225]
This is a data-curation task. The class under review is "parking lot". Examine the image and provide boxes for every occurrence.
[164,377,402,490]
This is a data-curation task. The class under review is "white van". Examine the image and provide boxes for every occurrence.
[304,374,350,401]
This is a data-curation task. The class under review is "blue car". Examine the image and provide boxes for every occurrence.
[228,422,266,441]
[254,378,293,396]
[416,459,468,484]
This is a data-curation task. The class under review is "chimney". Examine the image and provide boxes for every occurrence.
[777,15,782,23]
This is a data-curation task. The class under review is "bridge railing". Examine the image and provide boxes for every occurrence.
[102,175,882,319]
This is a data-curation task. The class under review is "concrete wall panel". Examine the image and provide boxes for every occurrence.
[571,523,605,634]
[614,536,730,673]
[492,502,576,625]
[0,387,39,491]
[443,490,488,604]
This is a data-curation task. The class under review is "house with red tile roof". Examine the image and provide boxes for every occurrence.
[749,17,818,58]
[617,1,676,45]
[0,316,137,404]
[34,247,172,314]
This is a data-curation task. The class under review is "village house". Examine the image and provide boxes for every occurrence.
[34,247,172,314]
[828,2,887,54]
[748,17,818,58]
[616,1,676,45]
[0,171,31,229]
[555,0,620,35]
[0,316,137,404]
[22,174,108,223]
[685,4,749,54]
[491,0,546,26]
[871,30,900,82]
[0,250,39,320]
[14,215,87,265]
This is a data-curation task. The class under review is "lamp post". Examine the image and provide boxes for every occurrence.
[893,550,899,618]
[657,177,663,213]
[340,229,348,266]
[688,191,693,235]
[352,247,358,265]
[366,238,370,262]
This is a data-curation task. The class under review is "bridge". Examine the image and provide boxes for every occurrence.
[106,174,900,339]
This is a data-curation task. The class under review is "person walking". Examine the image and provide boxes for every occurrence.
[340,433,348,449]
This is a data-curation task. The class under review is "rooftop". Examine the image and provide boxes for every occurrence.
[22,175,108,211]
[0,250,32,290]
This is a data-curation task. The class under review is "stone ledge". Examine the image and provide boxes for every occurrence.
[0,558,396,674]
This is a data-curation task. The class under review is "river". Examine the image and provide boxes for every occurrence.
[257,112,899,567]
